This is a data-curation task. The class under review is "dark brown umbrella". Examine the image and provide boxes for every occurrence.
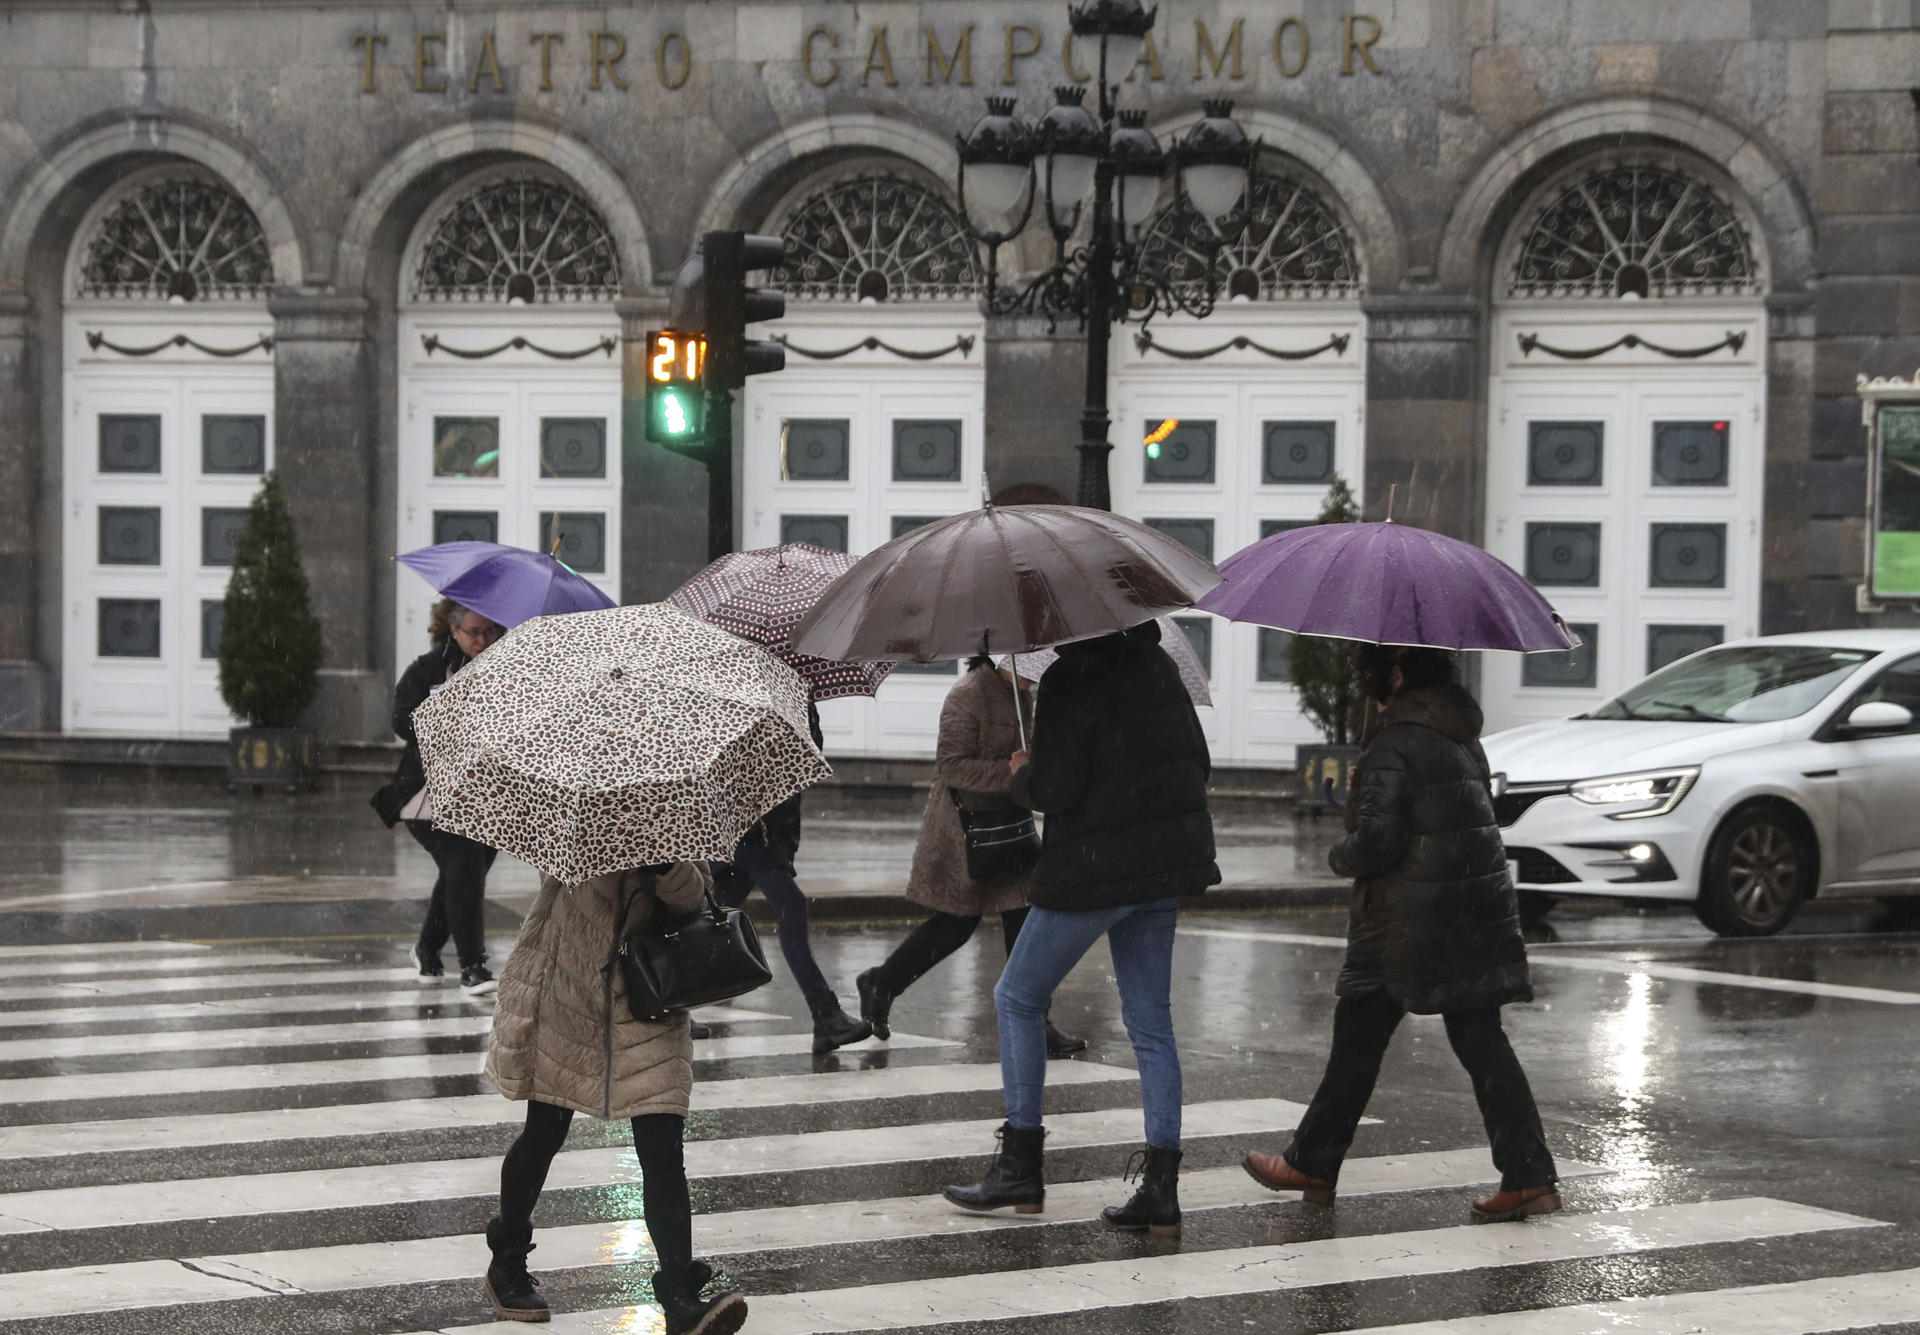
[791,505,1221,743]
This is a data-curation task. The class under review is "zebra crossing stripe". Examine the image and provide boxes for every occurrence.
[0,1099,1310,1234]
[0,994,786,1031]
[0,942,213,960]
[0,964,465,1003]
[374,1198,1882,1335]
[1332,1267,1920,1334]
[0,950,328,981]
[0,1060,1135,1160]
[0,1013,493,1061]
[0,1150,1606,1322]
[0,1029,956,1108]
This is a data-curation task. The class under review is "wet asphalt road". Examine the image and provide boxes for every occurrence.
[0,779,1918,1332]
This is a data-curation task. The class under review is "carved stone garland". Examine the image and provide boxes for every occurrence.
[1137,171,1361,301]
[1509,162,1759,299]
[413,177,620,303]
[778,175,983,302]
[77,176,275,301]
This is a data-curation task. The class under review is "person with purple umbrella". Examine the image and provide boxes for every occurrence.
[370,597,506,996]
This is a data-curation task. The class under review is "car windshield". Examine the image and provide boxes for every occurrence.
[1590,645,1875,723]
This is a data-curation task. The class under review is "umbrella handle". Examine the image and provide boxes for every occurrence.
[1011,652,1029,752]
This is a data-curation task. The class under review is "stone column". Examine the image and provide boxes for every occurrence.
[1761,293,1821,633]
[269,292,384,743]
[0,294,51,730]
[616,295,709,602]
[1360,295,1484,539]
[982,315,1080,504]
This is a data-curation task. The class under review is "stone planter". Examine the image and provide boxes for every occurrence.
[1294,743,1361,814]
[228,726,317,793]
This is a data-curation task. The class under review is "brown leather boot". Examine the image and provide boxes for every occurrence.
[1241,1150,1335,1205]
[1471,1184,1562,1222]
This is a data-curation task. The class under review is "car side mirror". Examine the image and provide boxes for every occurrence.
[1842,701,1914,735]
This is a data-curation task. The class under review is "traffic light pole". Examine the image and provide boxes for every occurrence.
[703,387,733,561]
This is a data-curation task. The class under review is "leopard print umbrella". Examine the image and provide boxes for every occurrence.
[667,543,896,701]
[410,603,830,884]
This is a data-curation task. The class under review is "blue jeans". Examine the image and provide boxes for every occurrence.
[993,898,1182,1149]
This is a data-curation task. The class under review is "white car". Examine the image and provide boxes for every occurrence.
[1483,629,1920,936]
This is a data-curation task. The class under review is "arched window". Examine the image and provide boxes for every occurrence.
[412,175,620,303]
[77,174,274,301]
[1508,161,1759,299]
[778,175,983,303]
[1138,169,1361,300]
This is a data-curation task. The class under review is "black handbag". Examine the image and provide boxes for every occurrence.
[615,885,773,1023]
[949,789,1041,881]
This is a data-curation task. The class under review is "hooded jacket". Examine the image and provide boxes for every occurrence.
[1330,682,1532,1013]
[1010,621,1220,912]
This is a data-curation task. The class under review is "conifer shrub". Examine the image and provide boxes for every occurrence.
[217,472,322,728]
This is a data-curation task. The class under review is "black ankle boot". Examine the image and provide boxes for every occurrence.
[943,1122,1046,1214]
[809,993,873,1054]
[652,1267,748,1335]
[855,967,894,1040]
[1045,1016,1088,1057]
[483,1217,550,1322]
[1100,1146,1182,1237]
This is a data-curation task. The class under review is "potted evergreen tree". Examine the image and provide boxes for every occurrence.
[217,472,323,792]
[1287,476,1367,812]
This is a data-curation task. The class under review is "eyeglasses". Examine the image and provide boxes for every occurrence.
[456,622,505,644]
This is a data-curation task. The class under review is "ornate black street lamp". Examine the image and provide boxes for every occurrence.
[955,1,1257,510]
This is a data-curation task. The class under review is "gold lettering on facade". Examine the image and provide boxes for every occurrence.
[1272,18,1308,77]
[352,32,387,93]
[530,32,562,91]
[1002,23,1041,84]
[590,31,628,89]
[1061,31,1090,83]
[861,27,898,86]
[1125,30,1164,82]
[414,33,447,93]
[803,25,840,86]
[469,30,505,93]
[925,25,973,85]
[657,32,691,89]
[1194,18,1244,79]
[1342,15,1383,75]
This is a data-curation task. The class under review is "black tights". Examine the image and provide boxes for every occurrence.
[872,907,1029,996]
[499,1100,692,1276]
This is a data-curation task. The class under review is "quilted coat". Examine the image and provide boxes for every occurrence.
[904,665,1034,917]
[1330,683,1532,1014]
[486,861,711,1119]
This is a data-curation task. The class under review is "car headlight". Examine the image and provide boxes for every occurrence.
[1568,767,1699,820]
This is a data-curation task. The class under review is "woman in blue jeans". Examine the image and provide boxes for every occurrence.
[944,621,1219,1236]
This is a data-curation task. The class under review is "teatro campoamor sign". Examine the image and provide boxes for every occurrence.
[1862,371,1920,601]
[350,13,1388,95]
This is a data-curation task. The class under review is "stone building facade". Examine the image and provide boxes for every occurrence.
[0,1,1914,762]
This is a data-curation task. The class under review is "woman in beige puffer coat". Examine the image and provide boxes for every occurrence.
[479,860,747,1335]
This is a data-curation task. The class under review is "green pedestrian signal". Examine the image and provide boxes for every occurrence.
[644,330,707,448]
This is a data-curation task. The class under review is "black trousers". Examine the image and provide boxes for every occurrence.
[499,1100,692,1277]
[405,821,496,969]
[871,907,1029,996]
[1284,988,1558,1192]
[712,839,832,1006]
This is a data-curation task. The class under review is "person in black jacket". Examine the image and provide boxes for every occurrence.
[1242,643,1560,1223]
[371,598,504,996]
[710,698,871,1054]
[944,620,1218,1237]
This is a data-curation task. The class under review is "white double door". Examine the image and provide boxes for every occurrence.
[743,352,984,759]
[394,366,620,670]
[1112,348,1366,767]
[1483,351,1764,730]
[63,347,273,736]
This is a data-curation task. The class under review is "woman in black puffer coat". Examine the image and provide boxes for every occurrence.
[1242,643,1560,1223]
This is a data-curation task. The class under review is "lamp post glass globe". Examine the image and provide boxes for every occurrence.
[1099,31,1145,80]
[967,162,1033,229]
[1183,162,1248,222]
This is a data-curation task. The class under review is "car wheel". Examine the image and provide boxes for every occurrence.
[1694,806,1810,936]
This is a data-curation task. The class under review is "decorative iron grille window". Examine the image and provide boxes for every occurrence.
[77,176,274,301]
[1508,162,1759,299]
[1138,170,1360,300]
[413,177,620,303]
[778,176,983,302]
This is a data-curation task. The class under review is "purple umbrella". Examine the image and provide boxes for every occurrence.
[1197,522,1578,652]
[396,541,616,629]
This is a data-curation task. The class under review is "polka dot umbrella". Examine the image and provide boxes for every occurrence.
[668,543,897,702]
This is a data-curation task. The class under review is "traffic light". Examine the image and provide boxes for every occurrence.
[644,329,707,448]
[703,231,786,390]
